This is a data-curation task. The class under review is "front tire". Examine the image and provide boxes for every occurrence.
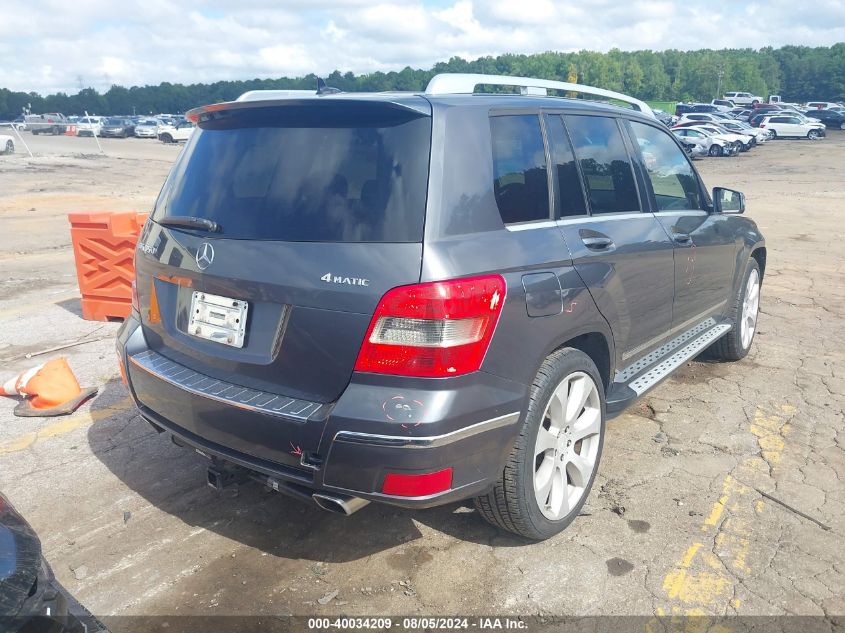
[4,140,13,154]
[808,129,821,140]
[709,143,723,157]
[709,258,761,361]
[475,348,605,540]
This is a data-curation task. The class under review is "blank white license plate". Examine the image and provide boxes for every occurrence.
[188,291,248,348]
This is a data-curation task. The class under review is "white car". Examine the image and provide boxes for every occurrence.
[683,124,755,151]
[671,127,737,157]
[724,91,764,106]
[158,120,194,143]
[710,99,735,112]
[715,120,771,143]
[677,113,732,125]
[77,116,103,137]
[758,115,826,140]
[805,101,842,111]
[0,132,14,154]
[134,119,161,138]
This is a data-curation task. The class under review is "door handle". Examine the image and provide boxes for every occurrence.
[673,232,692,244]
[581,236,614,250]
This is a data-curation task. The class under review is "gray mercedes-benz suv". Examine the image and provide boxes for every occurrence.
[117,74,765,540]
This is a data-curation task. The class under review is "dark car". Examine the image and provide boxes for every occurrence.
[0,494,106,632]
[805,109,845,130]
[99,118,135,138]
[674,102,696,117]
[117,74,766,540]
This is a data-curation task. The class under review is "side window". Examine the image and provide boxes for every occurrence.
[544,115,587,218]
[565,115,640,214]
[630,121,702,212]
[490,115,550,224]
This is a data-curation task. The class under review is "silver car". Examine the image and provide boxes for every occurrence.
[134,119,161,138]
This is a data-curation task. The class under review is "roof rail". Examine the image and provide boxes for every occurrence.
[424,73,654,118]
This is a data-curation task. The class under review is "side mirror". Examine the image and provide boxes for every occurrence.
[713,187,745,214]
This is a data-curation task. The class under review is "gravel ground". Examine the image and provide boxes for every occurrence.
[0,131,843,628]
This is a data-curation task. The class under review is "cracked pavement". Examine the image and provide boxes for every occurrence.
[0,132,843,625]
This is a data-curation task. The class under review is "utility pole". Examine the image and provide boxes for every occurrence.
[716,65,724,99]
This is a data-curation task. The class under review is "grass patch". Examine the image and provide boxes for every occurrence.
[646,101,676,113]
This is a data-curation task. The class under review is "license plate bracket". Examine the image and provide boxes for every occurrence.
[188,291,249,348]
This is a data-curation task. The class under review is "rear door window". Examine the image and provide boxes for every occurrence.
[629,121,702,212]
[544,114,587,218]
[564,115,640,214]
[154,103,432,242]
[489,115,550,224]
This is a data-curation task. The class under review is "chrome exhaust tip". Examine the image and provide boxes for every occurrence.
[312,493,370,516]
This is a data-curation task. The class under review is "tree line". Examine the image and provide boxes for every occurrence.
[1,44,843,118]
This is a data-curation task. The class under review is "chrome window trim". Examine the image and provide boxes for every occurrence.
[333,411,520,449]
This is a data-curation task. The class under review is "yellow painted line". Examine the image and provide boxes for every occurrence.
[702,495,728,530]
[655,405,794,618]
[0,396,132,455]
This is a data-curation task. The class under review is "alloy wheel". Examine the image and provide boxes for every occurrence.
[741,269,760,349]
[533,372,602,520]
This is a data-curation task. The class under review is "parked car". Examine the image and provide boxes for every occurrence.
[651,108,673,127]
[677,113,731,125]
[674,102,696,118]
[805,101,842,111]
[711,99,735,112]
[12,115,26,130]
[0,493,107,632]
[76,116,103,137]
[100,117,136,138]
[0,132,14,154]
[804,109,845,130]
[724,91,763,106]
[677,138,708,159]
[134,118,161,138]
[157,119,194,143]
[758,114,826,139]
[691,124,755,151]
[117,73,765,540]
[717,119,772,143]
[25,112,68,135]
[672,127,740,156]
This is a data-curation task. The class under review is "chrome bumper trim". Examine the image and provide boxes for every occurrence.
[333,411,520,449]
[128,349,323,421]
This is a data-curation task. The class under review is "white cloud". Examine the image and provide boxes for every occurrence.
[0,0,843,94]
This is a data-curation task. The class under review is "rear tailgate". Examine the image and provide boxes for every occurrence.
[128,96,431,471]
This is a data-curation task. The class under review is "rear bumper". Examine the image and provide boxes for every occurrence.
[117,316,527,509]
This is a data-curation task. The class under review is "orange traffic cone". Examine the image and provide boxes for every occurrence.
[0,357,97,417]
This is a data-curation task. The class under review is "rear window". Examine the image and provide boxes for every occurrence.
[153,103,431,242]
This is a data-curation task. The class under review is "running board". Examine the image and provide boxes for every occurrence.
[606,320,731,414]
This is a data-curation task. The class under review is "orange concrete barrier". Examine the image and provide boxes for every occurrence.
[64,125,78,136]
[68,211,149,321]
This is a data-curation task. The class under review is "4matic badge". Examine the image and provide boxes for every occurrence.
[320,273,370,286]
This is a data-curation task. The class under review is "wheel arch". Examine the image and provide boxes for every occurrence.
[750,246,767,280]
[551,331,613,392]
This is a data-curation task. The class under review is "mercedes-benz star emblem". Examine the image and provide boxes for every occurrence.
[196,242,214,270]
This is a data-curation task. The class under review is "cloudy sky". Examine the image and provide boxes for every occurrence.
[2,0,844,95]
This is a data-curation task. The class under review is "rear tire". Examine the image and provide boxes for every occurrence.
[161,133,173,144]
[4,140,13,154]
[708,258,761,362]
[474,348,605,540]
[769,129,777,139]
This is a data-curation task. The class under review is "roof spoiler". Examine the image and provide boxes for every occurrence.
[424,73,654,118]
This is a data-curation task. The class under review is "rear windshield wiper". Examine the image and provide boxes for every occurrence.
[157,216,221,233]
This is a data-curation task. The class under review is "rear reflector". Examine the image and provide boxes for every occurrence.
[354,275,506,377]
[382,468,453,497]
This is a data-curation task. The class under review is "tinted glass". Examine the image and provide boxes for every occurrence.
[545,115,587,218]
[106,118,122,125]
[565,115,640,214]
[631,122,702,212]
[153,104,432,242]
[490,115,550,224]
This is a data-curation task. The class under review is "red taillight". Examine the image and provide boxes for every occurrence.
[382,468,453,497]
[759,124,766,128]
[354,275,506,377]
[131,279,139,312]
